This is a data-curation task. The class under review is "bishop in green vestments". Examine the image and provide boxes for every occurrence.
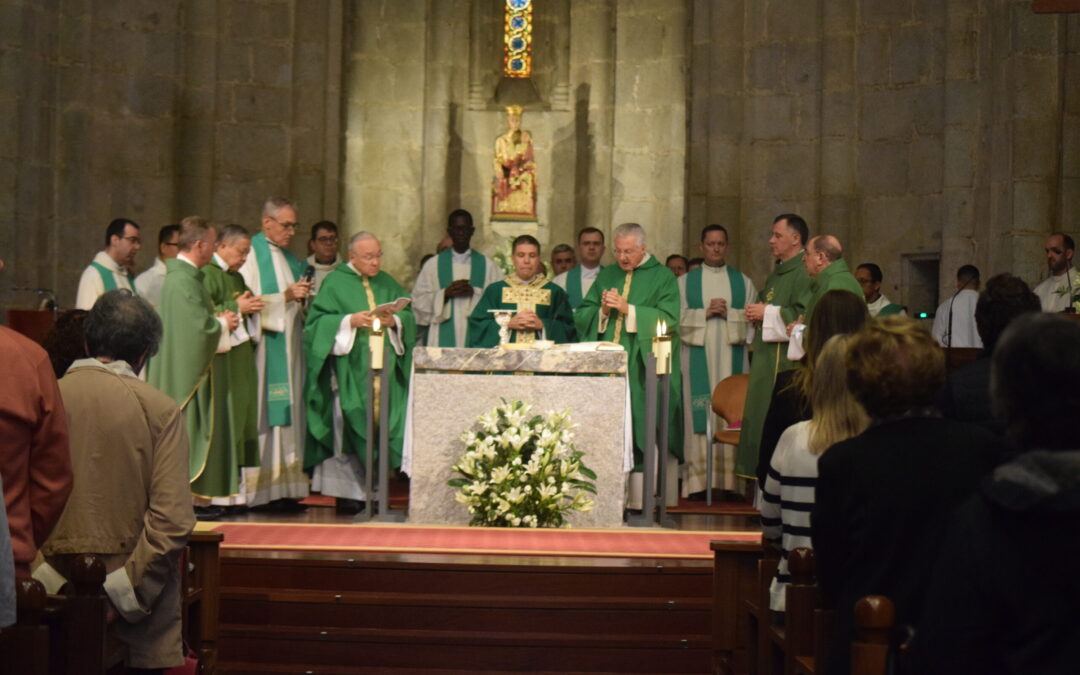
[738,215,813,480]
[575,224,683,480]
[195,225,265,502]
[304,233,417,501]
[799,236,864,322]
[148,218,240,484]
[467,235,576,347]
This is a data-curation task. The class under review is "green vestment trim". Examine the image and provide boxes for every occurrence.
[91,261,136,294]
[304,266,416,470]
[879,303,904,316]
[465,279,577,347]
[436,248,488,347]
[251,232,305,426]
[565,265,584,309]
[574,257,683,467]
[685,265,746,434]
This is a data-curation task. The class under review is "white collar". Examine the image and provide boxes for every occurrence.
[93,250,123,271]
[702,262,727,273]
[307,253,341,270]
[213,253,229,271]
[451,248,472,265]
[177,252,198,268]
[67,357,137,378]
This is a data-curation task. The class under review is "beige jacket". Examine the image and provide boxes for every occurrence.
[35,359,195,669]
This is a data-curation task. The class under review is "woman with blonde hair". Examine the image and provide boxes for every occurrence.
[759,333,868,621]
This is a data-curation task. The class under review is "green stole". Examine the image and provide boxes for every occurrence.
[251,232,305,426]
[565,266,584,308]
[91,261,136,294]
[436,248,488,347]
[685,265,746,434]
[879,303,904,316]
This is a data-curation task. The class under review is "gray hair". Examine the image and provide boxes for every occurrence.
[85,290,163,366]
[349,231,378,252]
[551,243,574,257]
[219,224,250,245]
[613,222,646,246]
[177,216,213,252]
[262,197,296,219]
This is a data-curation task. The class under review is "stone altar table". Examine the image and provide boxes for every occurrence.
[403,347,632,528]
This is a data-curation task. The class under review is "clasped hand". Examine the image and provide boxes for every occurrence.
[508,310,543,332]
[707,297,728,319]
[600,288,629,316]
[444,279,474,299]
[218,310,240,331]
[236,290,266,314]
[744,302,765,323]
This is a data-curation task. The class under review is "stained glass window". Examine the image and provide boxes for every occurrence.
[503,0,532,78]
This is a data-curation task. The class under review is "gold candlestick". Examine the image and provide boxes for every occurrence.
[652,319,671,375]
[370,317,385,370]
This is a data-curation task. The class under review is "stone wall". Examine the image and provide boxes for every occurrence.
[0,0,343,310]
[687,0,1080,312]
[1,0,1076,313]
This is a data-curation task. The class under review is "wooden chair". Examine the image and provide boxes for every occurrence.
[708,373,749,505]
[0,553,112,675]
[851,595,894,675]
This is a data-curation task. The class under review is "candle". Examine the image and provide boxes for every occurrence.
[370,317,384,370]
[652,319,671,375]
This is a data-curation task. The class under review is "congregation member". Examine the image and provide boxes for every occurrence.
[238,197,314,510]
[1032,232,1080,312]
[35,291,195,672]
[197,225,265,512]
[306,220,343,295]
[0,285,72,579]
[677,224,756,499]
[756,289,868,487]
[932,264,983,348]
[665,254,688,277]
[738,214,812,485]
[75,218,141,309]
[576,223,682,507]
[305,232,416,513]
[811,316,1010,675]
[913,313,1080,674]
[412,209,501,347]
[468,235,576,347]
[134,224,180,308]
[759,334,867,624]
[551,227,605,310]
[41,309,90,378]
[854,262,905,317]
[148,217,237,519]
[549,243,576,276]
[687,257,704,272]
[939,273,1040,434]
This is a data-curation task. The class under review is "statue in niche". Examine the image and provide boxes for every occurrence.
[491,105,536,220]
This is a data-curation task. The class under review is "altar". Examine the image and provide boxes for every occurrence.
[403,347,632,528]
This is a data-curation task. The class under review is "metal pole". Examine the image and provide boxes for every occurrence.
[628,353,658,527]
[705,411,714,507]
[657,372,675,528]
[377,366,405,522]
[355,366,375,522]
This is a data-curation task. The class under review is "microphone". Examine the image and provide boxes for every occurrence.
[300,265,316,283]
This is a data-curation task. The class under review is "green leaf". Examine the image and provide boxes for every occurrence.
[578,465,597,480]
[447,478,470,487]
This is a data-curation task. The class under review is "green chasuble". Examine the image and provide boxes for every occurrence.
[465,278,577,347]
[801,259,864,323]
[574,256,683,466]
[304,265,417,470]
[147,258,223,483]
[195,261,260,498]
[736,252,812,479]
[878,303,904,316]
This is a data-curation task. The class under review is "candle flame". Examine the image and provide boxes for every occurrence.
[657,320,667,337]
[372,317,381,332]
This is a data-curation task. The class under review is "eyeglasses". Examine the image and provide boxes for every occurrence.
[315,236,339,244]
[1048,247,1065,255]
[161,241,180,248]
[357,253,382,262]
[122,236,142,245]
[268,216,299,231]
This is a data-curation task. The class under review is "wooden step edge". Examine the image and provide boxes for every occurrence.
[218,665,654,675]
[221,587,711,611]
[219,623,713,650]
[221,554,714,573]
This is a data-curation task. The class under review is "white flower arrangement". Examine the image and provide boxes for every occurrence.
[490,235,518,278]
[448,400,597,528]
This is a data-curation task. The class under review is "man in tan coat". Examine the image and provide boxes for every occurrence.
[34,290,195,672]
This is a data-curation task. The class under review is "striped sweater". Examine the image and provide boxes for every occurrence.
[759,420,818,612]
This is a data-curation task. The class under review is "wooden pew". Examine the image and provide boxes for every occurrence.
[0,553,112,675]
[184,529,224,674]
[851,595,895,675]
[710,539,763,675]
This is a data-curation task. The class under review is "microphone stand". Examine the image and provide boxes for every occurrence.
[1064,261,1075,314]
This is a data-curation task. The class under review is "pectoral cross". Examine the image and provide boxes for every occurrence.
[501,284,551,343]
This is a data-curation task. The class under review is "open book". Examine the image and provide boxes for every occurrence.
[374,297,411,315]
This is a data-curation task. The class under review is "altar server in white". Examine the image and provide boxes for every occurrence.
[552,227,605,311]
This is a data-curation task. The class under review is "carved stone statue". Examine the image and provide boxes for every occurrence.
[491,105,536,219]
